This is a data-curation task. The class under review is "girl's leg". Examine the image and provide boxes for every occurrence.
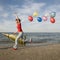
[13,32,23,49]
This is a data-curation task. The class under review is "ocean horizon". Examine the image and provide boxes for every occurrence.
[0,32,60,47]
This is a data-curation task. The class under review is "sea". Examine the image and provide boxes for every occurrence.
[0,32,60,47]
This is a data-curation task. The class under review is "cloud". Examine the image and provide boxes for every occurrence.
[1,13,9,18]
[9,2,46,24]
[0,5,3,11]
[0,20,16,32]
[0,1,60,32]
[10,2,45,15]
[0,5,9,19]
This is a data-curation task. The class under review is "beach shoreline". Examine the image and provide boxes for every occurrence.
[0,43,60,60]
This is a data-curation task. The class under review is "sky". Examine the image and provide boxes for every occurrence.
[0,0,60,32]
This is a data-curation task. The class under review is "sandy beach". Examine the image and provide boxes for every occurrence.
[0,43,60,60]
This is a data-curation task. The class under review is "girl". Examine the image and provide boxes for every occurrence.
[13,18,23,50]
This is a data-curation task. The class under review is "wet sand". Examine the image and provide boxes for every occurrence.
[0,43,60,60]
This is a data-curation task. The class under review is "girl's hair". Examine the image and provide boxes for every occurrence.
[16,18,21,22]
